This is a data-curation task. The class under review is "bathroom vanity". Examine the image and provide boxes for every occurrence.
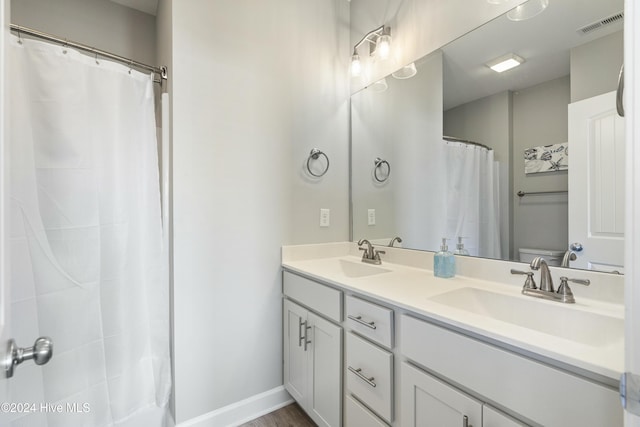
[281,242,623,427]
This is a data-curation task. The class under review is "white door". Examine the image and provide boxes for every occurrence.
[0,0,11,410]
[625,1,640,426]
[568,90,625,272]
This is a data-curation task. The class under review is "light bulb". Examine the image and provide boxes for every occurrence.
[376,34,391,60]
[351,53,361,77]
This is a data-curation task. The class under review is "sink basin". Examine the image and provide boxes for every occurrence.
[429,287,623,347]
[336,259,391,278]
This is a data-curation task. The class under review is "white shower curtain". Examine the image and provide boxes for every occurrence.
[444,140,501,259]
[7,36,170,426]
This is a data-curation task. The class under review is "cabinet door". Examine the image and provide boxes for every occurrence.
[401,362,482,427]
[308,311,343,427]
[283,299,309,406]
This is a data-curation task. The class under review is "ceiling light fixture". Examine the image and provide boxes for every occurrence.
[351,25,392,77]
[486,53,525,73]
[507,0,549,22]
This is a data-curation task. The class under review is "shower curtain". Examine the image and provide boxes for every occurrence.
[444,140,501,259]
[7,35,170,426]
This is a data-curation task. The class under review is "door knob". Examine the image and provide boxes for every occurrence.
[570,242,583,252]
[3,337,53,379]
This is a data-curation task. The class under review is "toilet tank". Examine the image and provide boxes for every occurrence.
[518,248,565,266]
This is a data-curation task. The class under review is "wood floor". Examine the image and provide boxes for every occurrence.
[239,403,316,427]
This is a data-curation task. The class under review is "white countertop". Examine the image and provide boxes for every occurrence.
[282,242,624,385]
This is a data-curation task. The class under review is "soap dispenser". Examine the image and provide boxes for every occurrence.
[434,238,456,278]
[453,237,470,256]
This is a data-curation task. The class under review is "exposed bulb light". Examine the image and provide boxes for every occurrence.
[350,25,392,78]
[392,62,417,79]
[370,78,388,92]
[507,0,549,21]
[351,52,361,77]
[486,53,525,73]
[376,30,392,59]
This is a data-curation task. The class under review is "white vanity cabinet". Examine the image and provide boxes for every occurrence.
[401,362,525,427]
[400,314,623,427]
[283,272,343,427]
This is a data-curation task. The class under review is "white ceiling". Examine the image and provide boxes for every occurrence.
[440,0,623,110]
[109,0,158,16]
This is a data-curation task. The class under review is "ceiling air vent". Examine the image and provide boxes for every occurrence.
[577,11,624,35]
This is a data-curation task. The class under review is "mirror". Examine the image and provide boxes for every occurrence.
[351,0,624,272]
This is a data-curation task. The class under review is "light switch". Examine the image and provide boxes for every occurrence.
[368,209,376,226]
[320,209,330,227]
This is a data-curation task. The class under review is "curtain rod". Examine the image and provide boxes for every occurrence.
[443,135,492,151]
[10,24,168,84]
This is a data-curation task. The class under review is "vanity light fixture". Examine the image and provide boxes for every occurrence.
[351,25,392,77]
[507,0,549,22]
[392,62,417,79]
[486,53,525,73]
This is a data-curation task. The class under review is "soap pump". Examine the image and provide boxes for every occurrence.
[434,238,456,278]
[453,237,470,256]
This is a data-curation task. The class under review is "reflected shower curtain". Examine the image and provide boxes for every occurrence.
[7,36,170,426]
[444,140,501,259]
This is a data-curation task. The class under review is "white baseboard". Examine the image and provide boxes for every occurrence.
[176,386,293,427]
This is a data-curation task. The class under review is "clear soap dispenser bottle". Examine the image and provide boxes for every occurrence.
[434,238,456,278]
[453,237,470,256]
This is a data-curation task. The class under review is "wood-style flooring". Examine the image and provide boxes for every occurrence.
[238,403,316,427]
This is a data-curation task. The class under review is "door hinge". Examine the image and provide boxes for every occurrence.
[621,372,640,416]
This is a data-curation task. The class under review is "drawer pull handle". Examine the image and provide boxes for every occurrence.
[463,415,470,427]
[348,366,377,388]
[298,319,305,347]
[304,323,311,352]
[347,315,377,330]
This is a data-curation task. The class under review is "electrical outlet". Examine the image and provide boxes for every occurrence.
[320,209,330,227]
[368,209,376,226]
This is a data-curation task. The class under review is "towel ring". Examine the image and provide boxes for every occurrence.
[374,157,390,183]
[307,148,329,177]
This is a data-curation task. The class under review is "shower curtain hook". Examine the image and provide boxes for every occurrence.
[17,28,23,45]
[93,49,99,65]
[62,39,68,54]
[128,60,133,75]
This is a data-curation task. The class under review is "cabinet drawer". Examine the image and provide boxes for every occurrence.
[400,314,622,426]
[346,332,393,423]
[345,394,389,427]
[283,271,342,322]
[345,295,393,349]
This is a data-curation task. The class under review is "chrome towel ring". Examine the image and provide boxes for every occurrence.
[306,148,330,177]
[374,157,390,183]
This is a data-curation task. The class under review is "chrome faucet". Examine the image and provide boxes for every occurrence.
[530,256,554,292]
[511,256,590,303]
[388,236,403,247]
[357,239,385,265]
[561,250,577,267]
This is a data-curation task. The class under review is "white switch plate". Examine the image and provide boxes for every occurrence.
[368,209,376,226]
[320,209,330,227]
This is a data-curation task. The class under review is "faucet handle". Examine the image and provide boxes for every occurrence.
[510,269,537,290]
[557,276,590,304]
[374,249,386,260]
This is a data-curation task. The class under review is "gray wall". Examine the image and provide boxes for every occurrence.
[170,0,350,422]
[10,0,156,65]
[444,91,512,258]
[512,76,570,258]
[571,30,623,103]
